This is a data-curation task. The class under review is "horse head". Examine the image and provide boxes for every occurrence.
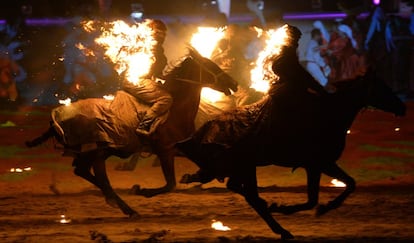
[363,71,406,117]
[164,47,238,96]
[333,71,406,117]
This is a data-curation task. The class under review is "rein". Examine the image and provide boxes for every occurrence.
[174,56,226,86]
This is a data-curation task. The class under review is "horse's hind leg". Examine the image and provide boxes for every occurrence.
[92,159,138,217]
[317,163,356,216]
[269,168,321,215]
[227,171,294,240]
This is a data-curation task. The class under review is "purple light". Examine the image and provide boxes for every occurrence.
[0,12,371,27]
[373,0,381,5]
[283,12,369,20]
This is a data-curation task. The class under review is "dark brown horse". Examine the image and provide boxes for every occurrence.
[177,71,406,239]
[26,48,238,217]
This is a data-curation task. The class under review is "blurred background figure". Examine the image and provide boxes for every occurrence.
[326,23,366,84]
[304,28,330,87]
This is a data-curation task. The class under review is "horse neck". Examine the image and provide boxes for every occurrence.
[164,78,202,128]
[331,80,368,131]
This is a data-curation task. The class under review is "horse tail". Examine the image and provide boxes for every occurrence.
[25,125,57,148]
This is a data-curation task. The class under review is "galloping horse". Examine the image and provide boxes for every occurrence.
[177,71,406,239]
[26,48,238,217]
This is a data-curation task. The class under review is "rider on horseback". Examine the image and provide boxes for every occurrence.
[122,19,172,135]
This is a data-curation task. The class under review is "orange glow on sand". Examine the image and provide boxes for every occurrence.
[330,179,346,187]
[211,220,231,231]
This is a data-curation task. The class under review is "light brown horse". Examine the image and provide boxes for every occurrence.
[26,49,238,216]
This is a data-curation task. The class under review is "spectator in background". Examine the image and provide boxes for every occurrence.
[305,28,330,87]
[326,24,366,83]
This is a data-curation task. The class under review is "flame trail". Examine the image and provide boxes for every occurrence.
[82,19,157,86]
[190,26,226,58]
[250,25,290,93]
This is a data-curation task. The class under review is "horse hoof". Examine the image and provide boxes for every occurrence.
[129,184,141,195]
[129,211,140,219]
[281,230,294,240]
[105,197,119,208]
[316,204,329,216]
[269,203,279,212]
[179,174,194,184]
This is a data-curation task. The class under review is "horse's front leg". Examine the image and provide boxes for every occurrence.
[227,170,294,240]
[132,145,176,197]
[270,167,321,215]
[317,163,355,216]
[92,159,139,217]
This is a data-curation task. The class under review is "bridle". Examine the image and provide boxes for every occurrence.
[174,56,226,86]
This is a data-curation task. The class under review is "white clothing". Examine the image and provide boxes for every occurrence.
[305,39,329,86]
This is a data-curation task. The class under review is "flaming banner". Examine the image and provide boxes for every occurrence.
[82,19,157,86]
[250,25,289,93]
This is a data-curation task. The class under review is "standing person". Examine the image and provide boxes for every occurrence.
[305,28,330,87]
[327,24,366,83]
[122,19,172,135]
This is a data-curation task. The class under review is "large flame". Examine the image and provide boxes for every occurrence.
[250,25,290,93]
[190,26,226,58]
[190,26,227,103]
[84,19,157,86]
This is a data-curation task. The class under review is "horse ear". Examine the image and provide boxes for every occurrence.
[186,44,203,60]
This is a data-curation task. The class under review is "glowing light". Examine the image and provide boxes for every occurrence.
[347,130,351,134]
[373,0,380,5]
[190,26,226,58]
[330,179,346,188]
[103,94,115,100]
[250,25,290,93]
[211,220,231,231]
[190,26,227,103]
[58,215,71,224]
[394,127,400,132]
[59,98,72,106]
[9,167,32,173]
[87,19,157,86]
[200,87,226,104]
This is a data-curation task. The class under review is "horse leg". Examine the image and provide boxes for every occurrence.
[227,171,294,240]
[132,147,176,197]
[114,153,140,171]
[316,163,356,216]
[180,169,215,184]
[91,159,138,217]
[269,168,321,215]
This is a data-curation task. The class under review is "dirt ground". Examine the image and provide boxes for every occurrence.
[0,102,414,242]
